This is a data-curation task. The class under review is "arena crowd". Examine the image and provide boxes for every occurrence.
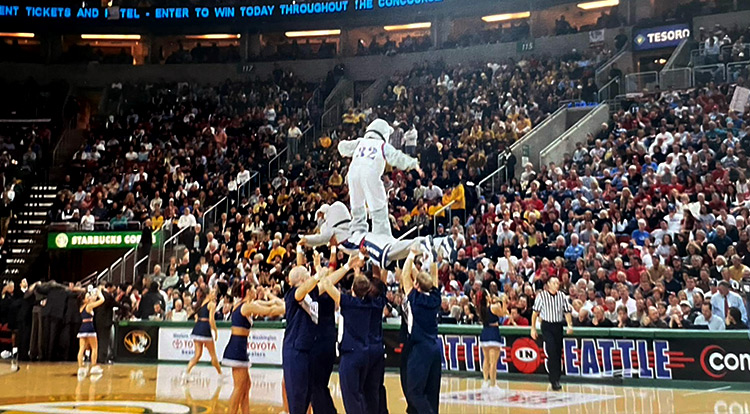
[3,44,750,362]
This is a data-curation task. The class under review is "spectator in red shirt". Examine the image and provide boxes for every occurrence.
[626,256,646,285]
[503,307,530,326]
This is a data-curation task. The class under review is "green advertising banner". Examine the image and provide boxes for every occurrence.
[48,231,158,249]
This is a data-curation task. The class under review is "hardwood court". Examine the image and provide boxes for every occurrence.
[0,362,748,413]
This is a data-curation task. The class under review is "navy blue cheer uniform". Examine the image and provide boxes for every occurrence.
[365,280,388,414]
[479,310,502,347]
[310,289,337,414]
[283,286,317,414]
[399,305,416,414]
[190,303,212,342]
[339,294,372,414]
[405,287,442,414]
[77,309,96,338]
[222,303,252,367]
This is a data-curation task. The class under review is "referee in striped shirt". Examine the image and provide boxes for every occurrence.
[530,277,573,391]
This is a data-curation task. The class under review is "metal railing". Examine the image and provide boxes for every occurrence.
[397,224,424,241]
[78,270,99,287]
[719,43,750,63]
[728,60,750,83]
[321,102,340,129]
[660,68,693,90]
[595,48,628,88]
[509,105,566,154]
[538,102,608,168]
[202,196,227,233]
[298,125,315,157]
[663,39,693,71]
[433,200,456,236]
[477,165,507,201]
[693,64,727,87]
[267,147,288,179]
[624,71,659,94]
[160,225,188,270]
[235,171,258,207]
[49,220,146,231]
[133,254,150,286]
[360,77,388,109]
[597,76,621,103]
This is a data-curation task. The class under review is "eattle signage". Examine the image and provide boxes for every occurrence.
[115,322,750,383]
[380,330,750,383]
[48,231,158,249]
[633,23,691,51]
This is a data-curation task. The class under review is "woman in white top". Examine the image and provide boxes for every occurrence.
[80,210,96,231]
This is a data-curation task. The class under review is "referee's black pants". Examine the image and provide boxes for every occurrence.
[541,321,564,384]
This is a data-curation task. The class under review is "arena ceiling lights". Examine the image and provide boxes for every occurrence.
[81,34,141,40]
[577,0,619,10]
[184,34,241,40]
[0,32,34,38]
[383,22,432,31]
[481,12,531,23]
[285,29,341,38]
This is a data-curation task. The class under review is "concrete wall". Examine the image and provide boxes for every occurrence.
[694,11,750,38]
[510,106,590,171]
[0,28,629,86]
[539,104,609,168]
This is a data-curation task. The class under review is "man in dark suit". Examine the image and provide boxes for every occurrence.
[94,282,117,363]
[63,288,82,361]
[136,282,165,320]
[138,218,153,262]
[182,223,208,258]
[36,281,83,361]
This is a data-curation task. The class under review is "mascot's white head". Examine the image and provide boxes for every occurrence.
[315,204,330,219]
[364,119,394,142]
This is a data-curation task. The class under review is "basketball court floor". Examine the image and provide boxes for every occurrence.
[0,362,748,413]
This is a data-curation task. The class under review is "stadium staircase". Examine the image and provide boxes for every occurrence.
[4,184,57,279]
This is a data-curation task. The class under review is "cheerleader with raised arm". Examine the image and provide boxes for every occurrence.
[77,286,105,379]
[223,281,285,414]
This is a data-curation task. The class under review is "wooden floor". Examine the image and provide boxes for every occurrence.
[0,362,748,413]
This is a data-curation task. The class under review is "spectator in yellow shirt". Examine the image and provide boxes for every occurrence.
[728,255,749,281]
[266,239,287,264]
[515,113,532,137]
[151,209,164,230]
[342,108,358,125]
[442,183,466,222]
[328,170,344,188]
[393,82,406,101]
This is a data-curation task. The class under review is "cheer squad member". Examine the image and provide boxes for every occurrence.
[476,288,508,390]
[318,257,370,413]
[398,267,415,414]
[283,261,321,414]
[222,281,284,414]
[77,286,105,379]
[402,250,442,414]
[366,265,389,414]
[309,246,340,414]
[186,286,222,377]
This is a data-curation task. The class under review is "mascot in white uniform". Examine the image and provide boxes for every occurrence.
[337,119,422,237]
[300,201,442,269]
